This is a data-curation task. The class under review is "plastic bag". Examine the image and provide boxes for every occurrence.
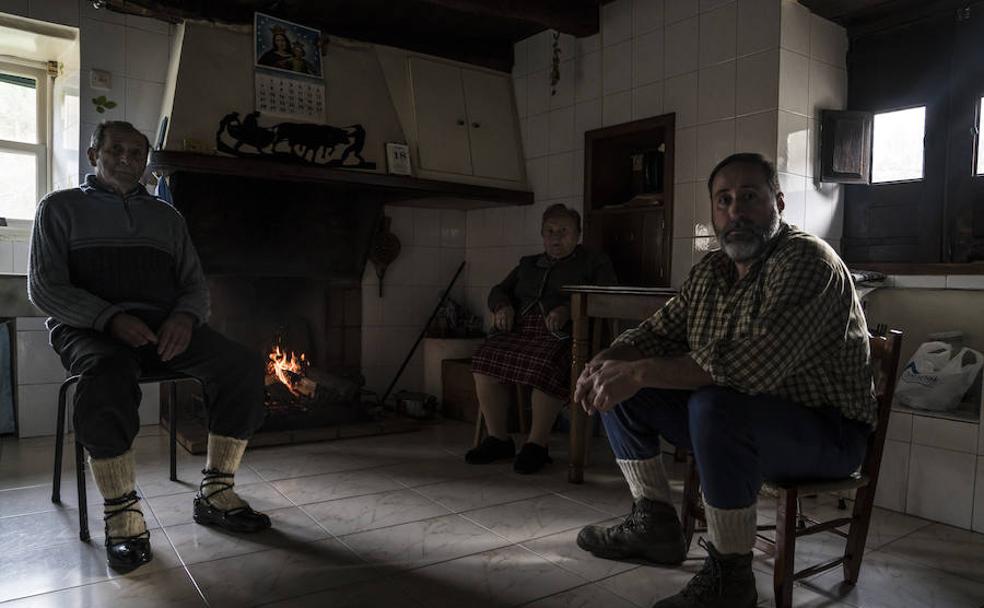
[894,341,984,411]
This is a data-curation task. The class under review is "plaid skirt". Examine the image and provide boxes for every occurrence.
[471,311,570,399]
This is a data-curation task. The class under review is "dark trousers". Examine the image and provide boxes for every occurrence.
[52,312,266,459]
[601,386,870,509]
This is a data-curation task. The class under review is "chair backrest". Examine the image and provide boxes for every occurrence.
[859,329,903,482]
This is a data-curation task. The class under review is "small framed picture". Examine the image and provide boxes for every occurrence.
[255,12,323,79]
[386,142,412,176]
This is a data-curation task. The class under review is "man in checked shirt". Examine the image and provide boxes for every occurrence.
[573,153,874,608]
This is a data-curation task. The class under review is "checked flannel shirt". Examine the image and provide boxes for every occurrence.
[614,223,877,426]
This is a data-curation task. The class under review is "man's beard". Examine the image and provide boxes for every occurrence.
[716,209,781,263]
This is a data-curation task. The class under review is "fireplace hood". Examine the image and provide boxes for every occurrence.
[152,22,531,282]
[155,22,532,208]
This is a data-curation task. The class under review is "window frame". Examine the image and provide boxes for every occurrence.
[0,59,51,227]
[869,103,928,186]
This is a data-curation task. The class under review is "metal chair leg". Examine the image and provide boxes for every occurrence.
[169,381,178,482]
[76,441,90,542]
[52,380,72,503]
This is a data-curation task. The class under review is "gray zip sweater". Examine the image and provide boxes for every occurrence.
[28,175,209,334]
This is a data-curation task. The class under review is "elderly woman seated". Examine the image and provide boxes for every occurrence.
[466,204,617,474]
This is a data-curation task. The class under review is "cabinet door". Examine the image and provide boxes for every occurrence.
[587,209,669,286]
[461,69,523,182]
[409,57,473,175]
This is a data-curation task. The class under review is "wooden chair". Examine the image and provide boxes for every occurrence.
[679,329,903,608]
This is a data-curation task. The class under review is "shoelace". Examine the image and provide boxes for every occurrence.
[103,490,149,543]
[682,538,724,599]
[612,502,651,534]
[199,468,246,513]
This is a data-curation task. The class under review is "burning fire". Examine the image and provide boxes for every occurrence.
[267,345,310,396]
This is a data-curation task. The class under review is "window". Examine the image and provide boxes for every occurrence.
[0,62,48,221]
[871,106,926,183]
[976,96,984,176]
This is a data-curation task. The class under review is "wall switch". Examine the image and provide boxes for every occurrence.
[90,69,112,90]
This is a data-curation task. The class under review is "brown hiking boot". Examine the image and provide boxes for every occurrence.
[576,498,687,565]
[651,539,757,608]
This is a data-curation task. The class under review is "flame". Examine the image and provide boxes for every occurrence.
[267,345,309,396]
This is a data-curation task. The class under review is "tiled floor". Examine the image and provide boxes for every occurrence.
[2,421,983,607]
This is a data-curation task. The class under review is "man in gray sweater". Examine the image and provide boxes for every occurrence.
[28,121,271,573]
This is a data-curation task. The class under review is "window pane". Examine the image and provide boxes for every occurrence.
[0,150,37,220]
[0,73,38,144]
[871,106,926,183]
[977,97,984,176]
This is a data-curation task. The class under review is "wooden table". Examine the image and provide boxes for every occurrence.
[562,285,677,483]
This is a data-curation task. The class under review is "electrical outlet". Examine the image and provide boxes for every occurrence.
[90,69,111,90]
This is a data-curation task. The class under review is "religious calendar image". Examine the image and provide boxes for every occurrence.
[255,72,326,122]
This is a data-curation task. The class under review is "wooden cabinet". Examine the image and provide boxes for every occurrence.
[584,114,675,287]
[409,57,523,182]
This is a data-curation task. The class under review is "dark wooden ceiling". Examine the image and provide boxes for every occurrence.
[800,0,978,36]
[98,0,601,72]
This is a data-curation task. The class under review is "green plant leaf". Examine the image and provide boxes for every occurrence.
[95,95,107,104]
[104,101,117,109]
[91,97,99,104]
[96,106,105,113]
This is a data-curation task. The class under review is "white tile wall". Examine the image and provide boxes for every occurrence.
[15,330,65,385]
[632,29,664,87]
[574,51,602,103]
[550,60,575,110]
[602,0,633,45]
[665,0,698,25]
[526,112,549,159]
[778,172,806,227]
[675,126,698,184]
[736,111,778,162]
[673,181,697,238]
[633,0,665,35]
[911,416,979,454]
[574,98,602,147]
[737,0,780,56]
[528,30,552,73]
[602,90,632,126]
[808,59,847,115]
[548,106,575,154]
[906,444,976,529]
[776,110,808,175]
[779,0,811,56]
[663,71,699,128]
[887,411,913,442]
[664,17,699,78]
[698,2,737,68]
[736,49,779,116]
[632,81,664,120]
[696,119,735,179]
[602,40,633,94]
[809,13,848,67]
[874,439,909,512]
[0,241,14,273]
[698,61,736,122]
[528,68,551,116]
[16,383,62,437]
[778,49,810,115]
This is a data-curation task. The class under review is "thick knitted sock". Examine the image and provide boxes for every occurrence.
[704,501,757,555]
[201,434,249,511]
[617,456,673,505]
[89,449,147,539]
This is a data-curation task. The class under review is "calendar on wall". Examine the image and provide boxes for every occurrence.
[255,72,326,122]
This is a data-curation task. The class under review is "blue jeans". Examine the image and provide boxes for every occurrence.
[601,386,870,509]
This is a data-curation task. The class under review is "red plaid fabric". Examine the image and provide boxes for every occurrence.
[471,311,570,399]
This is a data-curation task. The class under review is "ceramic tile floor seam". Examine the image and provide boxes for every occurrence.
[0,565,204,608]
[873,529,984,588]
[405,480,555,515]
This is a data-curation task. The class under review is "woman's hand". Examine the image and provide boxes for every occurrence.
[545,305,570,332]
[493,306,515,332]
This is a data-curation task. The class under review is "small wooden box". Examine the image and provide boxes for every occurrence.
[441,358,480,423]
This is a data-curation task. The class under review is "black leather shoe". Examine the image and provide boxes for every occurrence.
[513,442,552,474]
[577,497,687,565]
[106,535,153,573]
[465,436,516,464]
[651,539,756,607]
[103,491,153,573]
[193,469,272,533]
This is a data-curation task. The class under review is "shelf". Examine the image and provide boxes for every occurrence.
[149,151,533,210]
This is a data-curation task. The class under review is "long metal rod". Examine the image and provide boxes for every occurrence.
[381,260,466,406]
